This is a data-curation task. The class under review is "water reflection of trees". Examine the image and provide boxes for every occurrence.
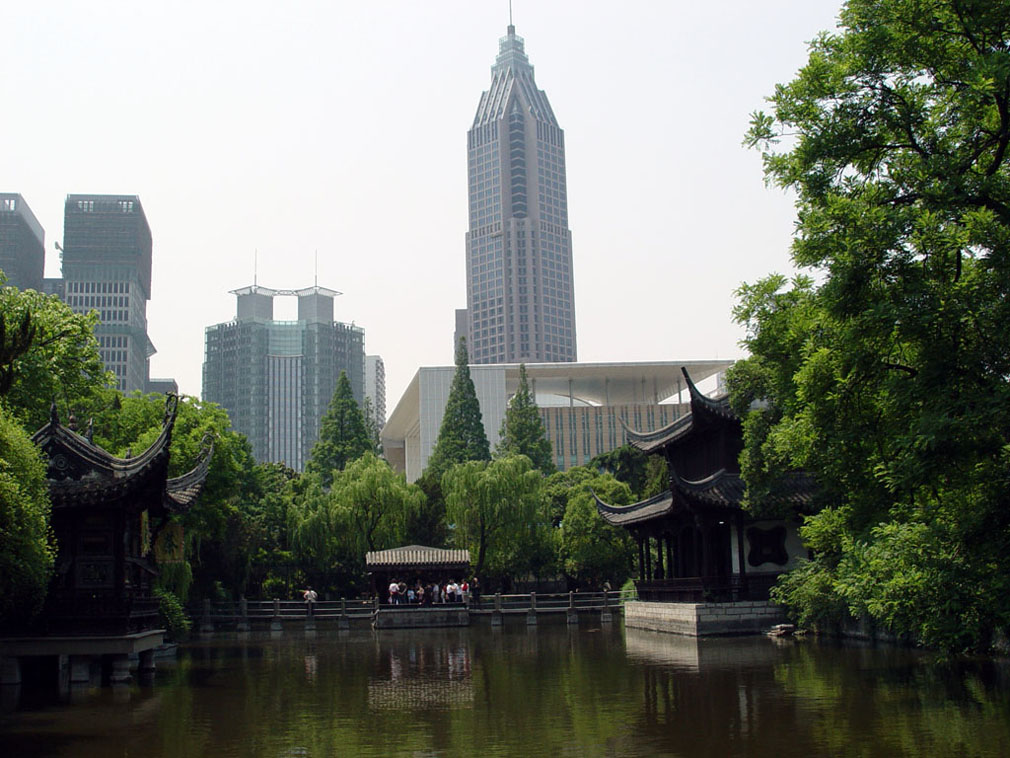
[8,629,1009,756]
[625,629,1010,757]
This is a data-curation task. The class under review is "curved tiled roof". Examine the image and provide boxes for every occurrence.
[165,438,215,511]
[623,368,737,454]
[31,395,211,515]
[366,545,471,571]
[595,469,818,526]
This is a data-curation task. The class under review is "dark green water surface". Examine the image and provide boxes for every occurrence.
[2,621,1009,757]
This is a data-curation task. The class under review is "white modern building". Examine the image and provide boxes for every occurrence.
[381,360,732,482]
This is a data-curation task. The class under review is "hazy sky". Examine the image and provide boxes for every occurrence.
[2,1,842,409]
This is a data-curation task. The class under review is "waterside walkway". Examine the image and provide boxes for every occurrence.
[189,590,630,632]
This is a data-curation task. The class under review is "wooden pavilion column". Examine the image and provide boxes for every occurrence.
[636,536,645,581]
[655,531,665,579]
[736,514,747,596]
[644,535,653,581]
[693,516,704,578]
[665,535,674,580]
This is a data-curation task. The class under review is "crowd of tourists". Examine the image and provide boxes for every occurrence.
[386,577,481,607]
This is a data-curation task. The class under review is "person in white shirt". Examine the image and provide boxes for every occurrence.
[303,586,318,616]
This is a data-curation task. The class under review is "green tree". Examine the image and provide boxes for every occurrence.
[590,444,668,500]
[558,473,636,589]
[737,0,1010,652]
[496,363,554,475]
[425,337,490,481]
[289,453,423,593]
[0,286,110,431]
[0,403,55,631]
[306,371,371,488]
[361,396,383,457]
[442,455,543,580]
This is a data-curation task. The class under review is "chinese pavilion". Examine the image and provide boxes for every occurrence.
[595,369,816,611]
[0,395,212,688]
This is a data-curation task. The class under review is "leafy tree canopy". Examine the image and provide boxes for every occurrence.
[0,403,55,630]
[305,371,371,488]
[442,455,543,580]
[496,364,554,475]
[425,338,490,481]
[558,472,635,589]
[736,0,1010,652]
[0,285,110,431]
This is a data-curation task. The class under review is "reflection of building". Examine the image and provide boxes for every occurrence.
[365,355,386,428]
[203,284,365,471]
[462,25,577,364]
[0,193,45,291]
[595,369,816,635]
[62,194,157,394]
[382,361,730,481]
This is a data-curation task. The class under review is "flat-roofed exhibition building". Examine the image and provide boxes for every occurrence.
[382,360,731,482]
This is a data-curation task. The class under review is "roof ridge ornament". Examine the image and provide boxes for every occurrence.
[163,392,179,427]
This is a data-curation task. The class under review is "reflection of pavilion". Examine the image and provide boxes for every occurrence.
[367,637,473,710]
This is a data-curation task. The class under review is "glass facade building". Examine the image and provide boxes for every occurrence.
[465,25,577,364]
[0,193,45,292]
[62,194,155,394]
[203,285,365,471]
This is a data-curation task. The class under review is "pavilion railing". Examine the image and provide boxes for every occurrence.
[634,574,779,603]
[187,590,634,626]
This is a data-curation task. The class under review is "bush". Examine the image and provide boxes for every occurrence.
[154,587,192,641]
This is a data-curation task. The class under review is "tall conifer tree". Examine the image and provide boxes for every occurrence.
[426,337,490,482]
[496,364,554,475]
[306,371,370,488]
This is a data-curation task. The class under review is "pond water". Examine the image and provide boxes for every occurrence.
[2,620,1009,757]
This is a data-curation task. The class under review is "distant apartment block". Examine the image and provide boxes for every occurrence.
[382,361,732,482]
[0,193,45,291]
[61,194,156,394]
[203,285,365,471]
[365,355,386,429]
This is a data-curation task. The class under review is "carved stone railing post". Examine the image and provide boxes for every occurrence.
[237,596,250,632]
[270,597,282,633]
[526,591,537,626]
[199,598,214,634]
[601,589,613,624]
[566,591,578,626]
[338,597,350,630]
[491,592,503,627]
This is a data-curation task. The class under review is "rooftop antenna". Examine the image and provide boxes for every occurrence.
[254,249,258,286]
[509,0,514,29]
[314,249,318,287]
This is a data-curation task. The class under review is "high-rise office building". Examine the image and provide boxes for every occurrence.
[464,24,577,364]
[62,194,156,394]
[365,355,386,430]
[0,193,45,291]
[203,285,365,471]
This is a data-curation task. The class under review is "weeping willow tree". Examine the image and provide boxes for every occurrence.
[289,453,424,593]
[442,455,545,582]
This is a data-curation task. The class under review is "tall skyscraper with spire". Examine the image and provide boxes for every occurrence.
[464,23,577,364]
